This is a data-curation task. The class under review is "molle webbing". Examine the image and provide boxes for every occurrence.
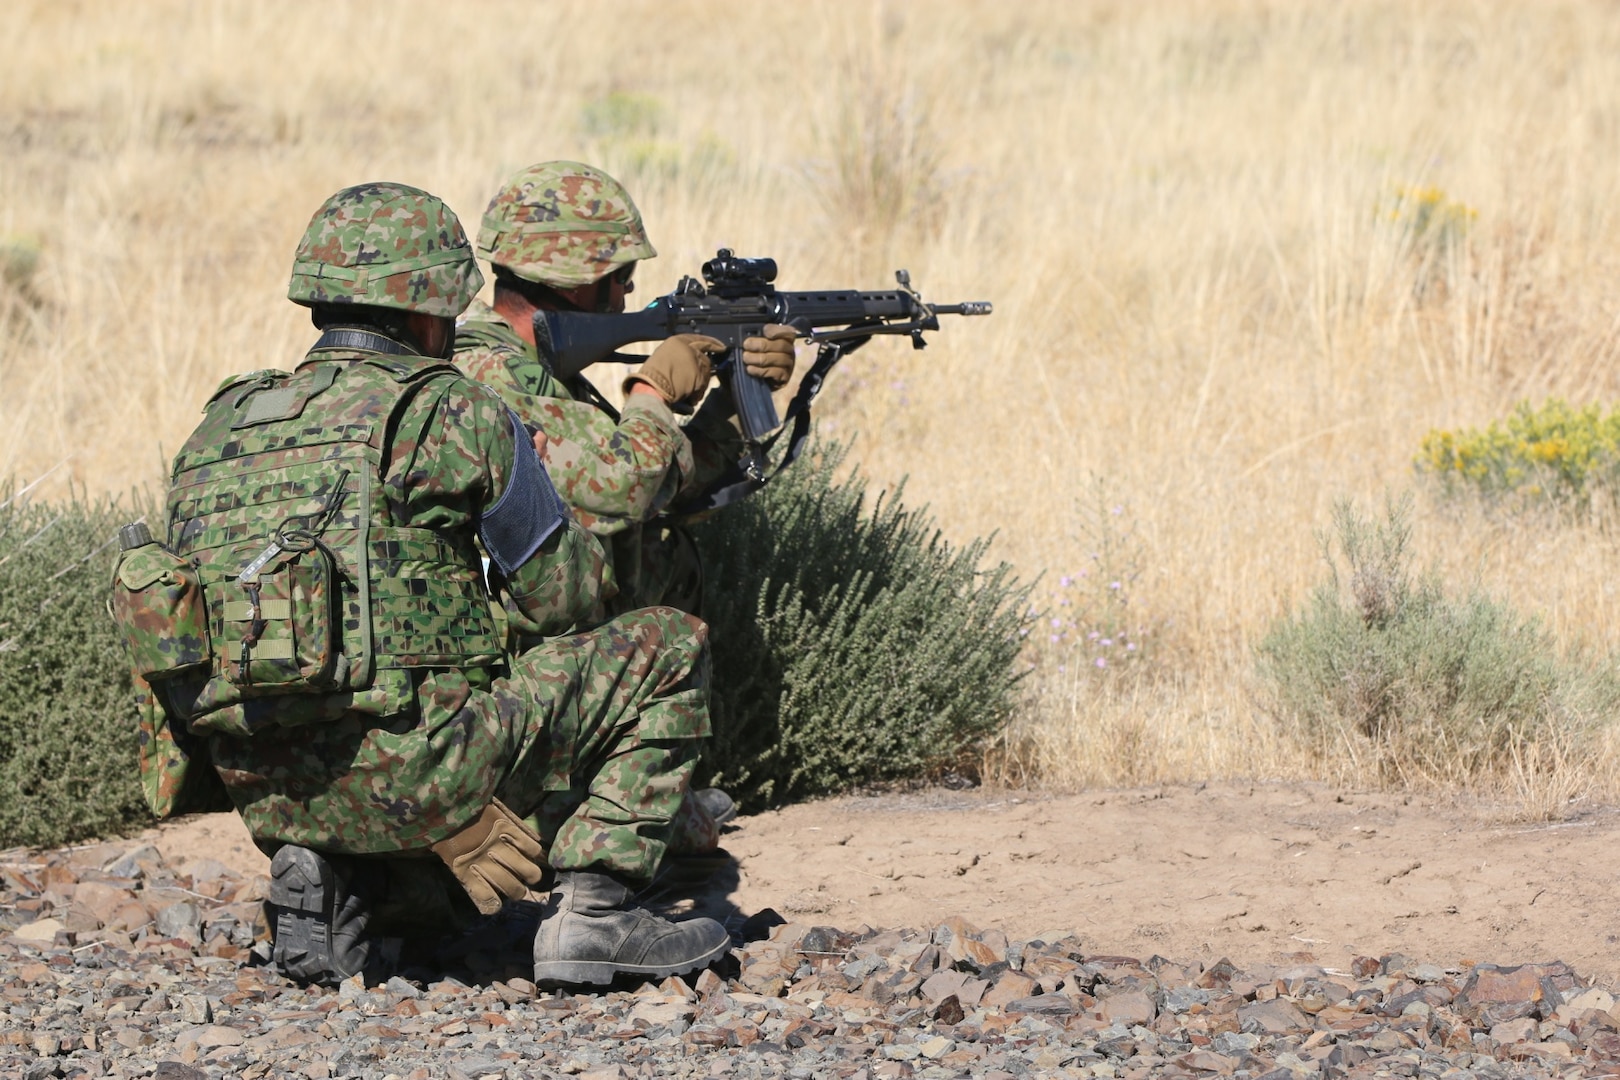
[368,527,501,667]
[167,356,500,713]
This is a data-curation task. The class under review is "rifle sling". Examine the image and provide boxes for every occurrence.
[671,339,850,514]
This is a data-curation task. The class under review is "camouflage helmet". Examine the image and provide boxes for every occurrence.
[476,161,656,288]
[288,182,483,318]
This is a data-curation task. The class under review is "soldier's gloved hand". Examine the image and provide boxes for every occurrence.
[742,324,799,389]
[627,334,725,411]
[430,799,545,916]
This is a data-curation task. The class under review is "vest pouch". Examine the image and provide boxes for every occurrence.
[110,540,211,681]
[213,539,342,691]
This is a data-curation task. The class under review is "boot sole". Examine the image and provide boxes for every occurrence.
[533,935,731,989]
[268,845,339,985]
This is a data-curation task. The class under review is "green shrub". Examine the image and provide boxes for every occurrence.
[0,485,150,847]
[1416,398,1620,512]
[0,440,1032,845]
[690,441,1032,810]
[1257,495,1620,788]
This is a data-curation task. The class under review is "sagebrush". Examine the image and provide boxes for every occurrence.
[0,486,149,848]
[0,446,1030,845]
[1257,496,1620,792]
[690,441,1032,810]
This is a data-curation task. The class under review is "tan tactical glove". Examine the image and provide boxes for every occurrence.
[627,334,725,409]
[430,799,545,916]
[742,324,799,389]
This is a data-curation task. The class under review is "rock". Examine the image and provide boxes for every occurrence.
[154,900,201,939]
[72,880,135,925]
[1007,994,1079,1016]
[958,978,989,1007]
[1240,998,1311,1035]
[385,975,423,999]
[799,925,854,956]
[1176,1049,1237,1073]
[13,917,63,943]
[1457,964,1563,1022]
[103,844,165,880]
[982,971,1038,1009]
[178,994,212,1024]
[1569,987,1616,1013]
[1211,1031,1260,1055]
[1098,990,1157,1025]
[179,857,234,884]
[920,969,969,1003]
[1196,958,1238,988]
[193,1025,244,1048]
[1164,986,1212,1013]
[1489,1016,1538,1044]
[106,900,152,932]
[628,999,695,1028]
[0,836,1611,1080]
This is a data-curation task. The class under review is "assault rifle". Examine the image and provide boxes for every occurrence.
[534,249,992,489]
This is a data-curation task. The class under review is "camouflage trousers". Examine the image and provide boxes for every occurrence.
[359,598,716,935]
[601,524,719,858]
[491,606,711,882]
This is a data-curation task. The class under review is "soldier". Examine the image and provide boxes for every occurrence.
[456,161,797,850]
[112,182,731,990]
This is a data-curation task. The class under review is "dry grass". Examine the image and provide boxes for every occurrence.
[9,0,1620,812]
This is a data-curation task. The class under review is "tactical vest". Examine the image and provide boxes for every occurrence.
[162,351,503,721]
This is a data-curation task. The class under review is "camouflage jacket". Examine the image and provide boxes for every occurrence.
[454,300,743,606]
[147,346,604,853]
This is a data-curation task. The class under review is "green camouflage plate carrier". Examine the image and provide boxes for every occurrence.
[136,348,711,884]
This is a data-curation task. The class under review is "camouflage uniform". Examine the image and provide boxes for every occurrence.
[455,298,741,614]
[119,183,710,885]
[457,163,753,857]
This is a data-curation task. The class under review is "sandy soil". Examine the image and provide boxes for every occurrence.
[142,780,1620,983]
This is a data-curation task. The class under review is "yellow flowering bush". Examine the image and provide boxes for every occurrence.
[1388,184,1477,252]
[1416,399,1620,509]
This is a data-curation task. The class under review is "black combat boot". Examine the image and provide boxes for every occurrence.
[532,870,731,989]
[267,845,393,986]
[694,787,738,828]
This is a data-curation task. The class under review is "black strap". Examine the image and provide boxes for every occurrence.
[311,328,417,356]
[670,339,855,514]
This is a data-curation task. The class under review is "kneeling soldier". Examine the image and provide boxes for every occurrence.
[110,182,730,989]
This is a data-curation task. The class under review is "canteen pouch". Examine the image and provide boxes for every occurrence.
[110,540,211,681]
[213,536,342,691]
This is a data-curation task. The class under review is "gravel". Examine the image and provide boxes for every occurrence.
[3,840,1617,1079]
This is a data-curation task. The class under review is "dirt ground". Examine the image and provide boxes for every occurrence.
[144,780,1620,984]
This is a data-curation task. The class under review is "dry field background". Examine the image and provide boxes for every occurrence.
[7,0,1620,807]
